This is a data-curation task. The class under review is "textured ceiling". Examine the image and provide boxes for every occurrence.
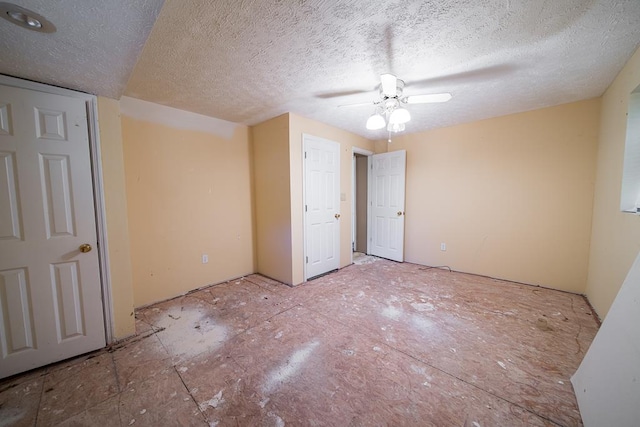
[0,0,164,98]
[2,1,639,138]
[125,0,640,138]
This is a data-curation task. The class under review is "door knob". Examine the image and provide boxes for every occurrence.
[335,214,341,219]
[79,243,92,253]
[397,211,404,216]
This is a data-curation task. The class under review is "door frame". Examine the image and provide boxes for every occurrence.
[0,74,115,343]
[351,147,373,264]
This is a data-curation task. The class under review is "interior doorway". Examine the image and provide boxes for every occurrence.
[351,147,373,263]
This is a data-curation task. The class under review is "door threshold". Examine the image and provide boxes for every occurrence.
[307,269,338,281]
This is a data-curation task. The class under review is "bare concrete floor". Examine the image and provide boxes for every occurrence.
[0,257,599,426]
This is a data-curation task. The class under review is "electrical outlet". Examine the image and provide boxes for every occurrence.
[202,254,209,264]
[440,243,446,251]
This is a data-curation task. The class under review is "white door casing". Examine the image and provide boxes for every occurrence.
[351,147,373,263]
[0,84,106,378]
[369,150,406,262]
[303,134,340,279]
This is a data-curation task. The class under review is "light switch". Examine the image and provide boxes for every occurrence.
[340,192,346,201]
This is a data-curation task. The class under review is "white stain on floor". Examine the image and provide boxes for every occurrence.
[381,306,402,320]
[153,305,228,362]
[410,315,435,333]
[497,361,507,370]
[411,364,434,388]
[411,302,435,312]
[200,390,225,410]
[268,412,285,427]
[262,340,320,394]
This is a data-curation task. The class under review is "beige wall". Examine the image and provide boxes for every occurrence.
[386,99,600,293]
[586,47,640,318]
[121,116,254,306]
[288,113,375,284]
[251,114,294,284]
[97,97,136,339]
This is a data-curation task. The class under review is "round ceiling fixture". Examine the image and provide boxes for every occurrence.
[0,2,56,33]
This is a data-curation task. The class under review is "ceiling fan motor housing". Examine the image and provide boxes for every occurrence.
[379,78,405,100]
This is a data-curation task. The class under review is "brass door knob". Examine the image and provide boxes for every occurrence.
[335,213,341,219]
[79,243,92,253]
[397,211,403,216]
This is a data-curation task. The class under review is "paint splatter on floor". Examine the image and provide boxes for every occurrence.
[0,261,599,426]
[262,341,319,394]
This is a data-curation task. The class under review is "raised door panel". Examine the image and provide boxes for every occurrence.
[0,152,22,240]
[39,154,75,238]
[0,103,12,135]
[34,107,67,141]
[51,262,85,341]
[0,268,36,357]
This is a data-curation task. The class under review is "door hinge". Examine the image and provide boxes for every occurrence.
[305,152,307,159]
[305,205,307,212]
[306,256,308,263]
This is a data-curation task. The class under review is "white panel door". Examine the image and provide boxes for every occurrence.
[370,150,406,262]
[0,84,105,379]
[304,135,340,279]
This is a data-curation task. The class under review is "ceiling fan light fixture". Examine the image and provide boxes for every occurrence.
[389,107,410,125]
[366,113,386,130]
[387,122,405,133]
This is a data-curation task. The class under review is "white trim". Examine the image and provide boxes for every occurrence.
[620,85,640,213]
[367,155,373,256]
[120,96,239,139]
[302,135,308,282]
[0,74,114,343]
[0,74,91,99]
[87,98,115,343]
[352,154,356,258]
[353,147,374,156]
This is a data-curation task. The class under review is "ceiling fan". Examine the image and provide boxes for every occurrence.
[340,73,452,134]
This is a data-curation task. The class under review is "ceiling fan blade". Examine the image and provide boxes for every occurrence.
[405,93,452,104]
[337,101,375,108]
[408,64,517,88]
[315,88,373,99]
[380,73,397,97]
